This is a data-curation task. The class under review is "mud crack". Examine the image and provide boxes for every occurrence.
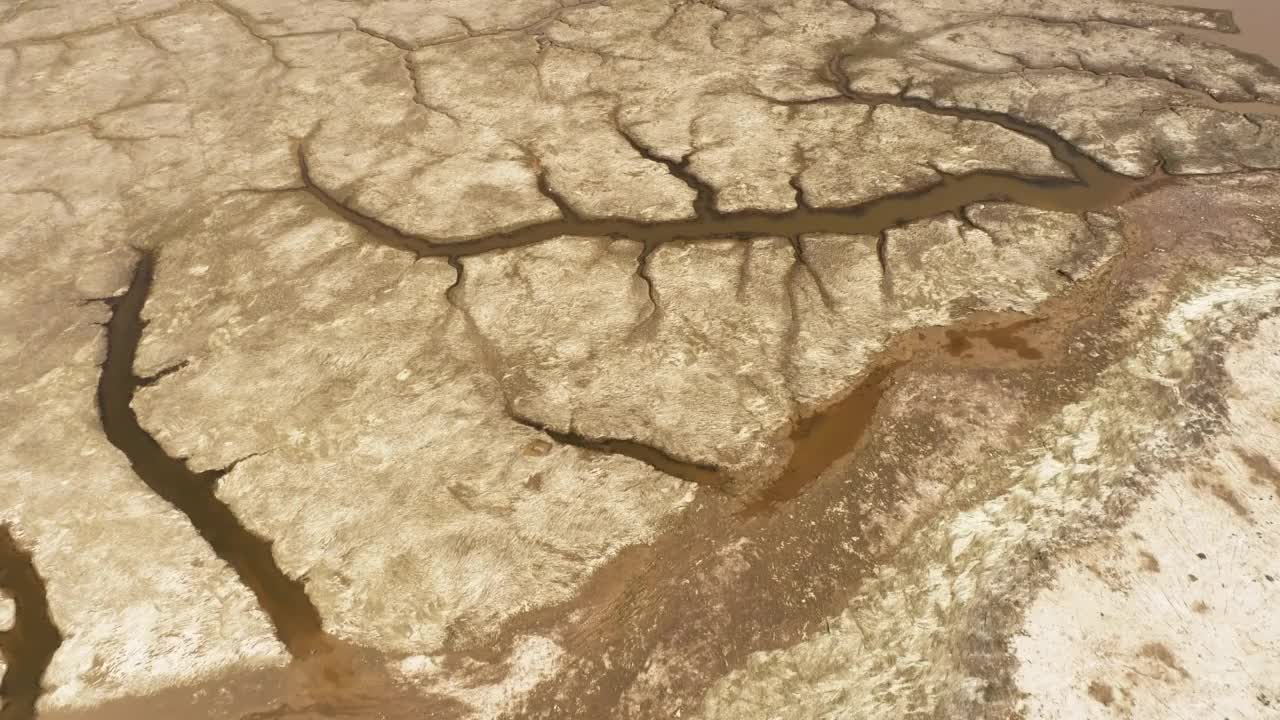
[511,414,724,489]
[614,116,718,218]
[290,93,1154,268]
[95,251,329,658]
[0,525,62,720]
[277,92,1157,499]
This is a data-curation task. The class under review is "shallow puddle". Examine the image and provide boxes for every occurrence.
[1156,0,1280,65]
[0,526,61,720]
[743,311,1053,513]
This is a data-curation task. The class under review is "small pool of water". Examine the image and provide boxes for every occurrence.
[1153,0,1280,66]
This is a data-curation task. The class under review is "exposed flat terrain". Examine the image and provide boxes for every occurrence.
[2,1,1279,718]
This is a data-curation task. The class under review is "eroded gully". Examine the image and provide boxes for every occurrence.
[75,44,1210,720]
[294,95,1138,261]
[95,253,330,660]
[0,526,61,720]
[282,78,1165,495]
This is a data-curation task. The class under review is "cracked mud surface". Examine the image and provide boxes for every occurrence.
[2,0,1279,718]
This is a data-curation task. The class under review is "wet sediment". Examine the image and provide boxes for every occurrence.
[511,415,725,489]
[285,87,1162,504]
[500,171,1276,719]
[300,156,1142,259]
[293,85,1153,261]
[67,13,1279,716]
[0,525,62,720]
[1154,0,1280,67]
[95,252,330,659]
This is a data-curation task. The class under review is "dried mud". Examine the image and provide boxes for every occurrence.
[3,0,1280,718]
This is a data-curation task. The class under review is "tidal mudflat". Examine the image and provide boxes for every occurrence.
[2,1,1278,718]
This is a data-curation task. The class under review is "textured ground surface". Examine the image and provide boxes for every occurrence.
[1,0,1279,718]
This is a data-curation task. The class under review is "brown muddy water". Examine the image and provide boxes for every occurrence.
[504,166,1280,720]
[741,312,1051,514]
[97,253,331,659]
[1156,0,1280,65]
[11,2,1279,718]
[290,87,1162,507]
[295,88,1147,258]
[0,526,61,720]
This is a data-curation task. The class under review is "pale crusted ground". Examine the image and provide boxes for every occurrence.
[2,0,1279,719]
[699,213,1280,719]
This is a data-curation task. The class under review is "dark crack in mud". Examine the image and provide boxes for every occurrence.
[311,161,1141,257]
[281,91,1165,508]
[515,310,1049,507]
[283,84,1169,508]
[490,176,1238,719]
[512,415,725,489]
[292,96,1155,262]
[0,526,62,720]
[96,252,330,659]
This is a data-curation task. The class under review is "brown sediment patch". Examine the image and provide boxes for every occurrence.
[96,252,329,659]
[1137,549,1161,573]
[747,363,899,510]
[1239,450,1280,497]
[0,525,62,720]
[1209,482,1253,519]
[479,173,1280,719]
[1087,680,1115,706]
[746,310,1052,512]
[946,319,1045,360]
[1138,642,1192,680]
[1153,0,1280,67]
[38,647,469,720]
